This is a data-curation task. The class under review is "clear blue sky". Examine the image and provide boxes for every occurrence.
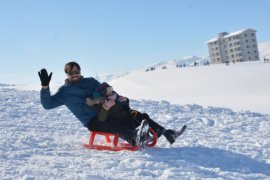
[1,0,270,84]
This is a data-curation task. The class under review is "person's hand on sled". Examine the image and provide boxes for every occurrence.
[102,99,115,110]
[38,68,52,87]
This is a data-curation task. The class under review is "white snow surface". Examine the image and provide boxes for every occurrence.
[1,87,270,179]
[111,61,270,115]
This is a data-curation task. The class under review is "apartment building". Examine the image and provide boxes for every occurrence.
[207,29,260,64]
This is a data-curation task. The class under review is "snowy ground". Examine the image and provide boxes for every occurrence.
[111,61,270,115]
[1,88,270,179]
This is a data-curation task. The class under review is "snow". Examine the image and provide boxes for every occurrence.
[1,51,270,178]
[0,88,270,179]
[111,61,270,115]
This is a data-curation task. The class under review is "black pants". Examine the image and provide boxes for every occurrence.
[87,116,136,142]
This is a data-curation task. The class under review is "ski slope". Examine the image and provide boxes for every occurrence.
[111,61,270,115]
[1,88,270,179]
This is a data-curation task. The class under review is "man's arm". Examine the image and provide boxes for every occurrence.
[40,87,64,110]
[38,68,63,109]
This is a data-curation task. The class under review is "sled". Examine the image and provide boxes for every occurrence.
[84,128,158,151]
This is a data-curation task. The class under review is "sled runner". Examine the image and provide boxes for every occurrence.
[84,128,158,151]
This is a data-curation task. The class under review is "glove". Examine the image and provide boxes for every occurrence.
[38,68,52,86]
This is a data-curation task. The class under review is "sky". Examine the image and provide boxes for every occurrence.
[1,0,270,85]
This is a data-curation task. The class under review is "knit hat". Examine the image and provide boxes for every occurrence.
[95,82,113,97]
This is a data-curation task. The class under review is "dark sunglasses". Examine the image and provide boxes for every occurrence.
[67,70,81,76]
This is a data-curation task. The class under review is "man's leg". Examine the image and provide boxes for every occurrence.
[131,110,187,144]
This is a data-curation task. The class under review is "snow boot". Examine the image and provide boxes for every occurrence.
[135,119,150,146]
[163,125,187,144]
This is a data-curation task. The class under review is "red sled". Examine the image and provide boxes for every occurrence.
[84,128,158,151]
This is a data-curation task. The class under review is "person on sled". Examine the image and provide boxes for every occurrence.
[38,61,149,147]
[86,82,186,145]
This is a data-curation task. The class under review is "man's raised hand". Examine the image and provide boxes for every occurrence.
[38,68,52,86]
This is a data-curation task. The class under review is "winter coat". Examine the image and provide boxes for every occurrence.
[40,77,100,127]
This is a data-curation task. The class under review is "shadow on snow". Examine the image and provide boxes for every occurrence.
[146,146,270,176]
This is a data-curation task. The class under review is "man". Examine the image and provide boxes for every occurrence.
[38,61,148,146]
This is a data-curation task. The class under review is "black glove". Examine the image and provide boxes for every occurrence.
[38,69,52,86]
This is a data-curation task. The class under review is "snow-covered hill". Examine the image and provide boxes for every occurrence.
[143,55,209,72]
[0,88,270,179]
[0,83,15,86]
[110,61,270,115]
[106,43,270,115]
[134,41,270,72]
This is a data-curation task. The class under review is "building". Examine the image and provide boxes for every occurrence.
[207,29,260,64]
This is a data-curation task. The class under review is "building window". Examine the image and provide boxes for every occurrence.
[251,33,254,36]
[255,56,258,59]
[248,51,250,54]
[252,39,255,42]
[249,57,251,60]
[246,40,248,43]
[247,45,249,48]
[254,50,257,53]
[245,34,247,37]
[231,54,234,58]
[253,44,256,48]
